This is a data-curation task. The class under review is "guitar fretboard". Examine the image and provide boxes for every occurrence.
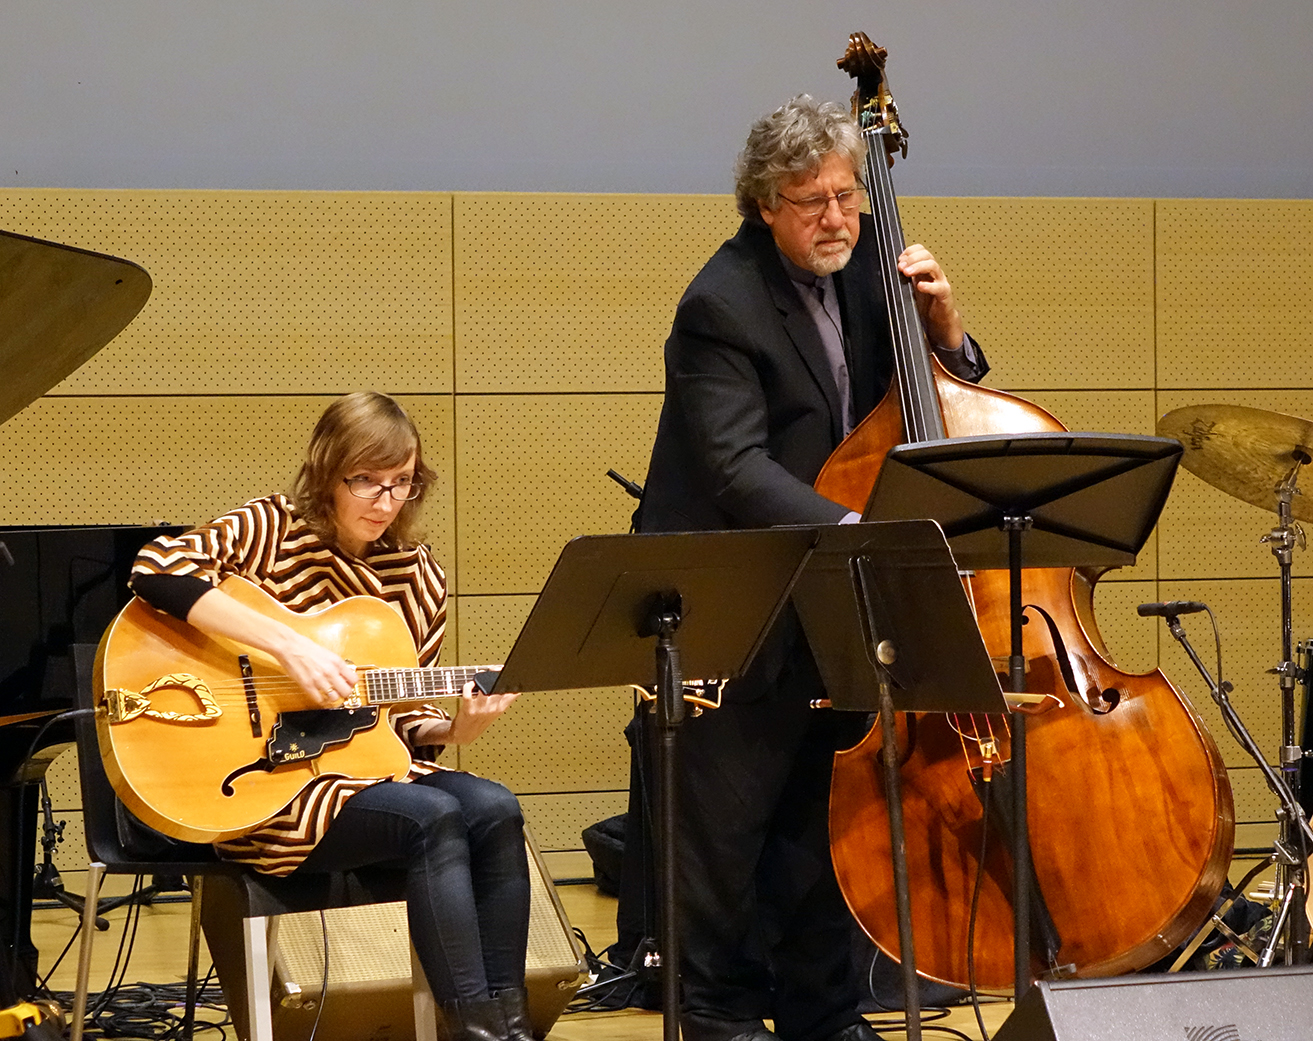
[361,665,497,704]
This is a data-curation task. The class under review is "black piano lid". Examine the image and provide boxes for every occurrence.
[0,229,155,714]
[0,228,152,428]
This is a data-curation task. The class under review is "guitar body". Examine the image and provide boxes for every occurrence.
[94,576,418,842]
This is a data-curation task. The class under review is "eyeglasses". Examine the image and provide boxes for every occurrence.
[776,186,867,219]
[342,476,422,501]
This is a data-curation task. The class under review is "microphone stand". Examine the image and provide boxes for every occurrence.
[1159,606,1313,966]
[31,780,109,931]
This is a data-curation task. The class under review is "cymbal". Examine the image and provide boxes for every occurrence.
[1157,404,1313,521]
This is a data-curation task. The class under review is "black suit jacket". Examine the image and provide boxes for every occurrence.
[635,215,988,698]
[639,213,945,534]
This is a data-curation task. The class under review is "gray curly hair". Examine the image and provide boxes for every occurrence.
[733,94,866,222]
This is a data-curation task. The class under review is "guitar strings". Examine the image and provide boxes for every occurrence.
[107,667,495,704]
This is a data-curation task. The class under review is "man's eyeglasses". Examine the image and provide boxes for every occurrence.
[342,476,423,501]
[776,186,867,219]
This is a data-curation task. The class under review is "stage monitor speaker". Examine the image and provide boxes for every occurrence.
[992,965,1313,1041]
[204,829,587,1041]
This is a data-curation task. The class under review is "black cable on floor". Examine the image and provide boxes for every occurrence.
[53,975,232,1040]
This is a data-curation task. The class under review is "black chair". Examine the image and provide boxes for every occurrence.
[68,644,438,1041]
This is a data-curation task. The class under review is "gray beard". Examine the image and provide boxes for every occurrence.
[806,242,853,276]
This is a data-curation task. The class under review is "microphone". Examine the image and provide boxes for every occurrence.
[1137,600,1208,618]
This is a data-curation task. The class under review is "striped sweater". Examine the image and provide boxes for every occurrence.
[130,493,450,875]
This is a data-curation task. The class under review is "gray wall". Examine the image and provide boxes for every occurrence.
[3,1,1311,198]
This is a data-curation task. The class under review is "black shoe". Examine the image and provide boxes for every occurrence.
[819,1022,886,1041]
[495,987,535,1041]
[438,996,508,1041]
[683,1019,779,1041]
[682,1009,780,1041]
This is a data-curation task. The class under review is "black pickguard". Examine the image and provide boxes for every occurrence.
[267,707,380,764]
[219,706,380,795]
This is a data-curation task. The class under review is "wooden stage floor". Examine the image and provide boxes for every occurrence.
[30,877,1015,1040]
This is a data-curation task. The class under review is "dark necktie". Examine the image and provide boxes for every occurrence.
[813,282,853,435]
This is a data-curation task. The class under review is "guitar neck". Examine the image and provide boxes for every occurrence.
[361,665,496,705]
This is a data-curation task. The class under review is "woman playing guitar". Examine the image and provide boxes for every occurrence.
[126,391,533,1041]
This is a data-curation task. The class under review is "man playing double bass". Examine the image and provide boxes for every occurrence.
[633,95,989,1041]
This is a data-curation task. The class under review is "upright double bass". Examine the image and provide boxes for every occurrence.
[817,33,1233,990]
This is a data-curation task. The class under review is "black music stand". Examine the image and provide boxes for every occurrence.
[862,432,1181,1003]
[488,528,819,1041]
[790,520,1008,1041]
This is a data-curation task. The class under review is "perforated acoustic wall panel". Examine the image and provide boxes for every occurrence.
[0,395,333,526]
[0,191,454,394]
[1088,580,1159,677]
[2,190,1310,872]
[454,194,742,392]
[1230,765,1286,853]
[1158,200,1313,389]
[0,393,454,539]
[1156,578,1313,766]
[455,393,664,594]
[1152,206,1313,863]
[901,198,1156,391]
[451,592,631,850]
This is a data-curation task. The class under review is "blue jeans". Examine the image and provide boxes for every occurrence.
[293,771,530,1002]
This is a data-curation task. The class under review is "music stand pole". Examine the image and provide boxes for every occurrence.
[876,670,919,1038]
[642,596,685,1041]
[1003,516,1033,997]
[851,556,922,1040]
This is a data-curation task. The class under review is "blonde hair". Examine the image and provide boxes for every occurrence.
[292,392,436,551]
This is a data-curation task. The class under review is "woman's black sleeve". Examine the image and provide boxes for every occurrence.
[128,573,214,622]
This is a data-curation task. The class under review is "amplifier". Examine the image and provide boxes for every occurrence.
[993,965,1313,1041]
[205,829,587,1041]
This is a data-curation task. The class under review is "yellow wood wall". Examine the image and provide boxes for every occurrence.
[3,190,1310,878]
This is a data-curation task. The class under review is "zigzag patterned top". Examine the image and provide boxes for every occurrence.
[130,493,451,875]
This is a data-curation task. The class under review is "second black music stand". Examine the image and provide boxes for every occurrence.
[790,519,1008,1041]
[488,528,819,1041]
[862,431,1181,1001]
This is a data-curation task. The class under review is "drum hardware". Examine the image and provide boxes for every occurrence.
[1158,405,1313,965]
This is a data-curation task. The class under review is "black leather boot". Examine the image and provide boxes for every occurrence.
[495,987,536,1041]
[438,996,508,1041]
